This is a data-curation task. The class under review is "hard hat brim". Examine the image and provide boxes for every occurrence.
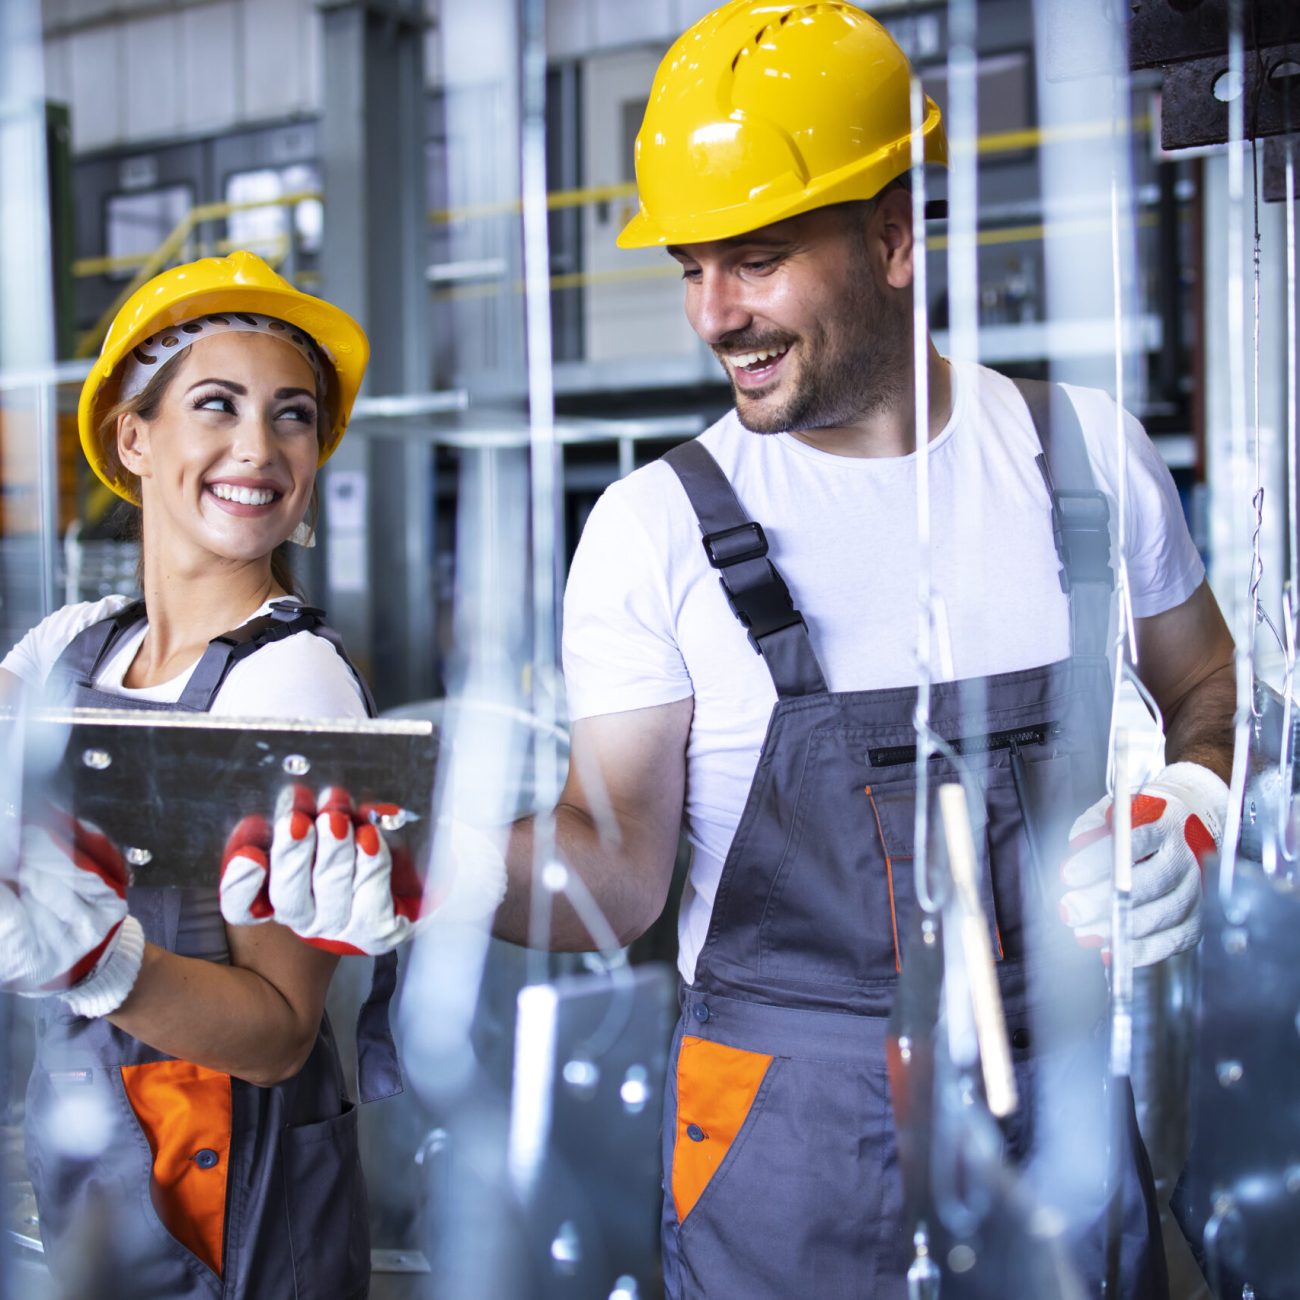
[618,105,948,250]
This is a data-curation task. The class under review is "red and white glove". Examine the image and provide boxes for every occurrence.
[219,786,425,956]
[1060,761,1229,968]
[0,809,145,1018]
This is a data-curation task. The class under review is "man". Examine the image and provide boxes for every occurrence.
[494,3,1234,1296]
[227,2,1234,1294]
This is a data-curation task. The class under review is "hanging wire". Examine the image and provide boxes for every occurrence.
[520,0,564,974]
[1102,35,1143,801]
[1279,58,1300,860]
[1247,109,1267,718]
[908,58,938,916]
[1287,130,1299,596]
[1219,0,1254,909]
[1272,584,1298,864]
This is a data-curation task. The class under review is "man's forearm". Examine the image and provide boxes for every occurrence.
[494,804,672,951]
[1162,662,1236,784]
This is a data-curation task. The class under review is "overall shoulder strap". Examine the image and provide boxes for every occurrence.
[1009,379,1114,670]
[178,600,378,715]
[356,951,403,1103]
[49,599,148,691]
[663,439,828,699]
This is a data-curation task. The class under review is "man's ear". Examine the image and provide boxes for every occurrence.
[872,187,915,290]
[116,410,151,481]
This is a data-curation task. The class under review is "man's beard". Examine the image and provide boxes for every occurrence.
[724,262,912,436]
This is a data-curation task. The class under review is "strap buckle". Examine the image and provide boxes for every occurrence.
[1050,489,1114,592]
[718,569,806,653]
[703,522,768,568]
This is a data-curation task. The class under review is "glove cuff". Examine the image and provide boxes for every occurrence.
[59,915,144,1019]
[433,819,509,927]
[1154,761,1231,846]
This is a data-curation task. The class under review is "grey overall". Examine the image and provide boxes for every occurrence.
[657,383,1166,1299]
[25,600,401,1299]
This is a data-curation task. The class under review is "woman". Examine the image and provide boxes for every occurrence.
[0,251,408,1298]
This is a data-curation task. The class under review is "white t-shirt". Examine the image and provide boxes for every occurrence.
[562,360,1205,982]
[2,594,369,720]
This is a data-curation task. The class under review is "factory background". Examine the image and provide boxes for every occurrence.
[1,1,1297,1297]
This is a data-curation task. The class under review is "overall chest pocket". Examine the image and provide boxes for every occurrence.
[757,724,1055,986]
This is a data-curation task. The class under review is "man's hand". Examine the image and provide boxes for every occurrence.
[220,786,424,956]
[0,809,145,1017]
[1060,762,1229,967]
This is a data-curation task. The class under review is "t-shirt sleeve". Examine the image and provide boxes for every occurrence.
[0,597,131,689]
[1068,386,1205,619]
[213,631,370,721]
[562,479,694,722]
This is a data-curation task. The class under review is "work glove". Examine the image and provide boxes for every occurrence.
[220,787,510,953]
[1060,761,1229,968]
[220,785,424,956]
[0,808,145,1018]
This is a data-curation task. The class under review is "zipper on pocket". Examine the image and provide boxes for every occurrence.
[867,722,1061,768]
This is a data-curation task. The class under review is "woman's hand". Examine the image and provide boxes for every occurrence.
[0,807,145,1017]
[220,785,424,955]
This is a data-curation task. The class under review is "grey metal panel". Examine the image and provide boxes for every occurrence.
[40,33,71,105]
[592,0,674,48]
[123,13,180,144]
[65,24,121,151]
[177,1,240,136]
[546,0,591,62]
[243,0,316,122]
[438,0,528,401]
[674,0,720,32]
[64,0,118,22]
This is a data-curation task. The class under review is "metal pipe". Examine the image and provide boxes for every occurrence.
[909,59,938,915]
[519,0,563,975]
[1220,0,1254,908]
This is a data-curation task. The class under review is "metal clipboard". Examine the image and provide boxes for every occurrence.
[6,707,440,888]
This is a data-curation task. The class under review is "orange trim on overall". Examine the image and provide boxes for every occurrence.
[120,1061,232,1276]
[673,1036,773,1223]
[865,786,903,972]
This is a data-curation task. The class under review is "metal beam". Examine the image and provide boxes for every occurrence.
[319,0,435,708]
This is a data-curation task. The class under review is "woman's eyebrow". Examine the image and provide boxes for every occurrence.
[274,387,316,400]
[187,377,246,395]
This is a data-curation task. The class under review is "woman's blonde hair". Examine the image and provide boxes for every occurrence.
[97,346,328,597]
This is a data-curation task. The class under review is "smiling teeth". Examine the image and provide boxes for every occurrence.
[211,484,276,506]
[731,345,789,369]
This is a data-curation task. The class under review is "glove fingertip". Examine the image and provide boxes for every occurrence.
[318,786,354,817]
[394,893,424,924]
[222,816,272,866]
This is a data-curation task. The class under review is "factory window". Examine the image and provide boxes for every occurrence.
[104,184,192,279]
[224,164,323,261]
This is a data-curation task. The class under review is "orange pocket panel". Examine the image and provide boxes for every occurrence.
[673,1035,773,1223]
[121,1060,232,1276]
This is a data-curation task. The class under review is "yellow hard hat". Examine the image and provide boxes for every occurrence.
[618,1,948,249]
[78,250,369,502]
